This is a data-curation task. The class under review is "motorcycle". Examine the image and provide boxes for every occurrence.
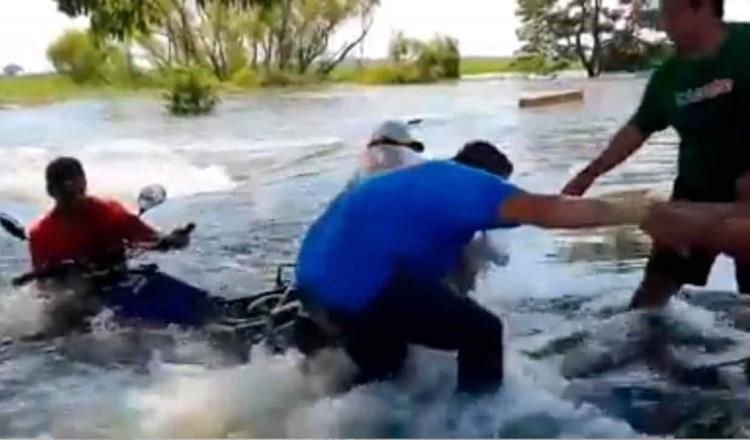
[0,185,304,356]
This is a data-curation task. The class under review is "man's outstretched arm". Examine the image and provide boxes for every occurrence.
[562,125,648,196]
[499,192,651,229]
[642,202,750,258]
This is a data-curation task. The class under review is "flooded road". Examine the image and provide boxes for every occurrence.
[1,75,747,437]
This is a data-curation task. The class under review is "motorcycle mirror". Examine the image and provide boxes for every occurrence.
[137,184,167,216]
[0,212,27,241]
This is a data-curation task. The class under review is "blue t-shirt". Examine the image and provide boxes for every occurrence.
[296,160,521,312]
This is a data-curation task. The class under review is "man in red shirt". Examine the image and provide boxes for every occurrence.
[29,157,185,270]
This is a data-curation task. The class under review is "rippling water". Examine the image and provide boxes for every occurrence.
[1,76,748,437]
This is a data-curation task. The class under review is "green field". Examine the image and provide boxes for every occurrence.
[0,74,88,104]
[0,58,548,105]
[0,74,161,105]
[460,57,519,75]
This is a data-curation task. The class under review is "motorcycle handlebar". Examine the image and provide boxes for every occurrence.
[12,261,86,287]
[12,222,197,287]
[178,222,196,236]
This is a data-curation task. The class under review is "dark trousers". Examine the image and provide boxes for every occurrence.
[645,247,750,292]
[631,182,750,308]
[316,275,505,394]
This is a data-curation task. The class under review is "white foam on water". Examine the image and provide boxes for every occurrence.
[476,248,617,305]
[74,341,636,438]
[116,348,355,438]
[0,140,236,208]
[19,244,644,439]
[0,286,48,338]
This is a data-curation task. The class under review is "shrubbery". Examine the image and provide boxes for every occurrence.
[164,67,219,116]
[358,33,462,84]
[47,30,113,84]
[508,54,570,75]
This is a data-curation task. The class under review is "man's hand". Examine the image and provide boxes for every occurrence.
[562,169,598,196]
[168,230,191,250]
[562,125,648,196]
[156,223,194,251]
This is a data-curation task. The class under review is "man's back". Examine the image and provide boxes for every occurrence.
[297,161,519,312]
[29,196,156,269]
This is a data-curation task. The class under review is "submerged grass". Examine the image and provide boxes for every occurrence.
[0,74,159,105]
[0,57,575,105]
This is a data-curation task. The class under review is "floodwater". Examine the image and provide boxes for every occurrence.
[1,75,748,437]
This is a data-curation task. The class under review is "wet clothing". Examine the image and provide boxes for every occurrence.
[296,160,519,392]
[297,160,520,313]
[298,273,504,393]
[644,247,750,293]
[104,269,212,326]
[631,23,750,202]
[630,23,750,288]
[29,196,157,270]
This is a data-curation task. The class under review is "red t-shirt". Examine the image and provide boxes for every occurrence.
[29,196,158,270]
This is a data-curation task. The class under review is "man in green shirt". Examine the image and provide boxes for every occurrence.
[563,0,750,308]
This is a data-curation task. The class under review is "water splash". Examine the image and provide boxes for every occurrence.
[0,140,236,208]
[0,286,48,338]
[61,344,635,439]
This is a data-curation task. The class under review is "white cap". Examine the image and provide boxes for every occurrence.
[368,120,424,152]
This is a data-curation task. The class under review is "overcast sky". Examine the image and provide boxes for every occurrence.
[2,0,750,73]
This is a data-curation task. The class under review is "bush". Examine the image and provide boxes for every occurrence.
[256,69,297,87]
[359,64,415,84]
[231,67,260,88]
[508,54,569,75]
[419,36,460,80]
[164,66,219,116]
[256,69,319,87]
[47,30,110,83]
[46,29,135,85]
[370,33,462,84]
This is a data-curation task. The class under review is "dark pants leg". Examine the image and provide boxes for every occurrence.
[333,275,504,394]
[630,247,717,309]
[735,258,750,294]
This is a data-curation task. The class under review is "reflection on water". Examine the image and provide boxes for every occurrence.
[0,76,747,438]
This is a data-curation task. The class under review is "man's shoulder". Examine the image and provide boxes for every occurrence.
[362,160,455,187]
[86,195,120,207]
[727,22,750,41]
[28,209,58,240]
[356,160,501,196]
[404,159,460,175]
[647,56,679,83]
[85,196,130,215]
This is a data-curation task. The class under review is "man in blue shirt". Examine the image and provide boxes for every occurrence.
[296,146,649,395]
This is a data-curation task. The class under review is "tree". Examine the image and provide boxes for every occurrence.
[47,29,110,83]
[516,0,558,60]
[557,0,619,77]
[53,0,380,84]
[388,31,414,63]
[133,0,377,77]
[318,0,380,75]
[3,64,23,76]
[54,0,279,39]
[379,33,461,83]
[516,0,664,77]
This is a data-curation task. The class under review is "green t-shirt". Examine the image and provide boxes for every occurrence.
[630,23,750,202]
